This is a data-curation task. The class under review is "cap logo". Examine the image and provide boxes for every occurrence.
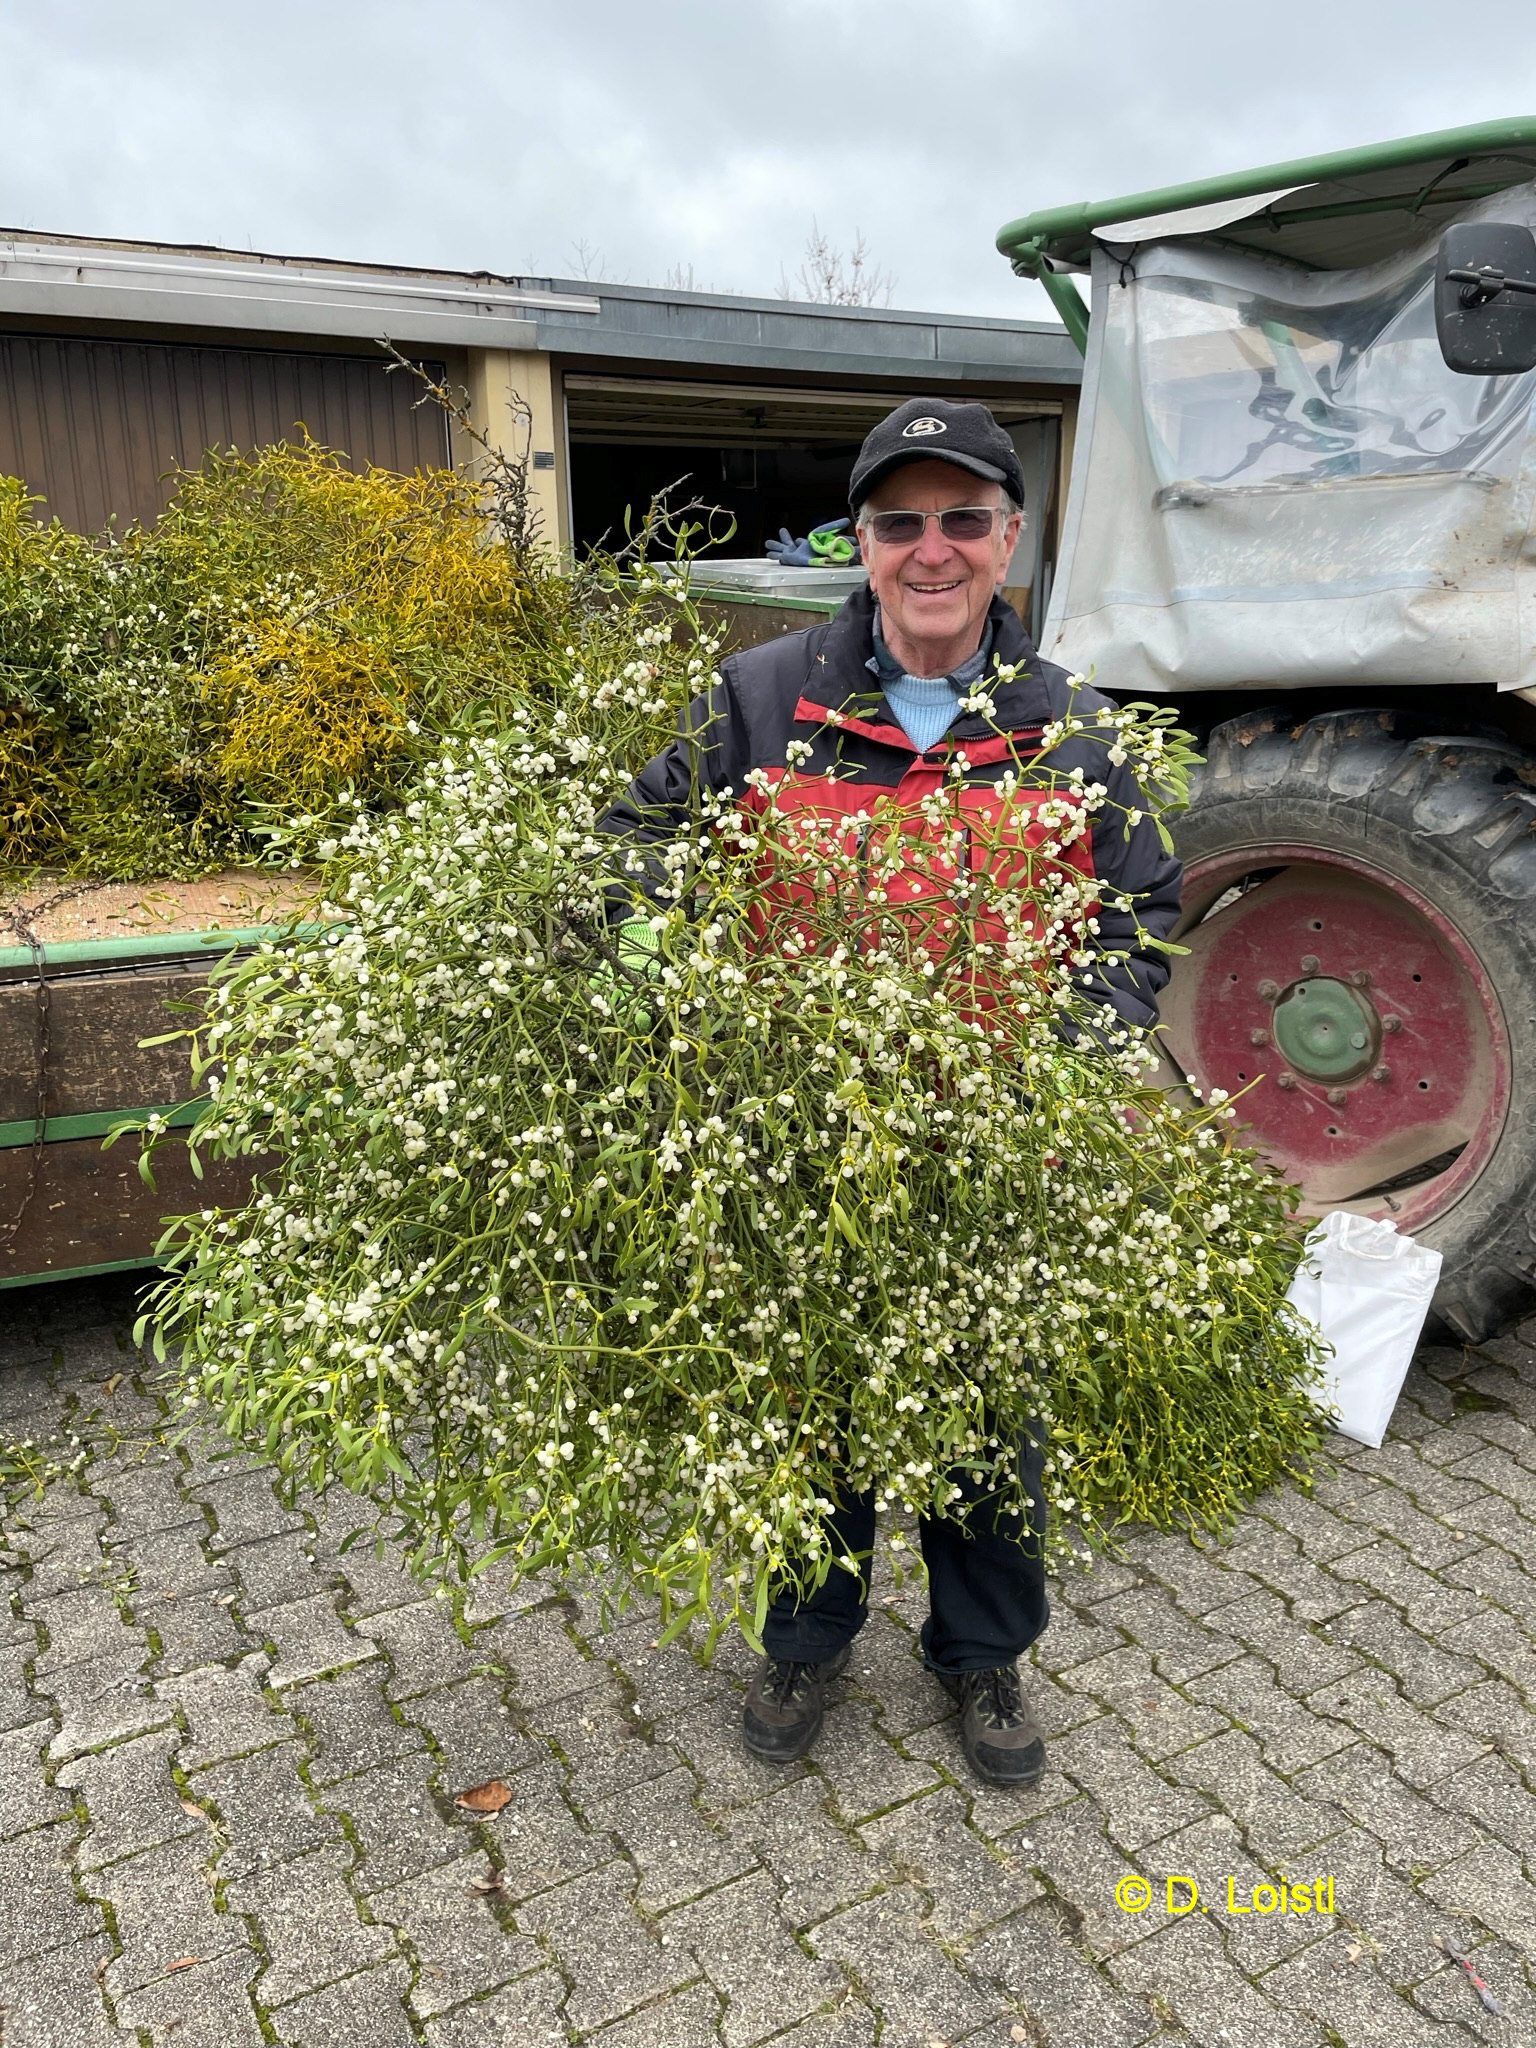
[901,416,947,438]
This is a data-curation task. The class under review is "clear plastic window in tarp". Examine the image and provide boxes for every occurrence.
[1045,185,1536,696]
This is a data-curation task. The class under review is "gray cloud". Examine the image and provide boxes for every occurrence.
[5,0,1536,321]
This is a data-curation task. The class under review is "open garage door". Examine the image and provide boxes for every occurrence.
[564,375,1062,637]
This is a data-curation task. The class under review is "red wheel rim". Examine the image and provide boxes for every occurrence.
[1159,845,1510,1232]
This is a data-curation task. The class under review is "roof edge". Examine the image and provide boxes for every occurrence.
[1,225,1068,336]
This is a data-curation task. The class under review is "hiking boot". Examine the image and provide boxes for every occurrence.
[742,1644,852,1762]
[938,1662,1046,1786]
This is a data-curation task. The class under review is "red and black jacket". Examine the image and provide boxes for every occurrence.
[600,586,1183,1033]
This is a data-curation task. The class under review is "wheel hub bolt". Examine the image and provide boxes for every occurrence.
[1249,1028,1271,1046]
[1349,969,1371,988]
[1257,978,1280,1001]
[1277,1071,1298,1090]
[1326,1088,1349,1107]
[1382,1014,1402,1034]
[1301,954,1320,974]
[1370,1064,1392,1084]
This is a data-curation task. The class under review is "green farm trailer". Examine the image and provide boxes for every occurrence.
[0,880,298,1291]
[1000,119,1536,1336]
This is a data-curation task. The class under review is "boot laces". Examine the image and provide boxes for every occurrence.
[969,1663,1024,1729]
[764,1660,816,1708]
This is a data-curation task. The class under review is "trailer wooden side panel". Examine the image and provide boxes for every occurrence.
[0,1135,269,1286]
[0,966,206,1126]
[0,907,298,1287]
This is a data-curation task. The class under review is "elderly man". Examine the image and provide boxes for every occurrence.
[600,396,1182,1785]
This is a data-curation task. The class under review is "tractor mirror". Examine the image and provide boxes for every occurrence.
[1435,222,1536,375]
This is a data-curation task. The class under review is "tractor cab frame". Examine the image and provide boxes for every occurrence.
[997,122,1536,1337]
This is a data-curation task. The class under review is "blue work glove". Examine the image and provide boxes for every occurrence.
[766,519,855,568]
[765,526,813,567]
[808,518,856,565]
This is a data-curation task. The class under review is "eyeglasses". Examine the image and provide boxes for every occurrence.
[864,505,1007,546]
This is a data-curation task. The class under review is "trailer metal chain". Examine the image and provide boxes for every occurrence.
[0,882,121,1257]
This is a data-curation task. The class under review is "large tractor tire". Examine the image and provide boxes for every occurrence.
[1162,706,1536,1339]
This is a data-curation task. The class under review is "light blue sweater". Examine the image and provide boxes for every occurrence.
[868,614,994,753]
[880,672,960,753]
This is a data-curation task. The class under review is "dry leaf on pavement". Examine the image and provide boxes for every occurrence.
[453,1779,513,1815]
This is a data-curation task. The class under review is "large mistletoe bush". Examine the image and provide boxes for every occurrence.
[0,437,561,876]
[144,558,1327,1642]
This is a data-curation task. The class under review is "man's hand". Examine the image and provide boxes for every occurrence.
[590,917,662,1029]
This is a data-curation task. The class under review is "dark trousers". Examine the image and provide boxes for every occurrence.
[760,1430,1049,1676]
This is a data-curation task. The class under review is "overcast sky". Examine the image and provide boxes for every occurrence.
[5,0,1536,324]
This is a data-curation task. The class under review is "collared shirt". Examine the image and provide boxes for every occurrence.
[867,610,995,753]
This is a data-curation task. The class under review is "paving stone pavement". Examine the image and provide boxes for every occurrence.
[2,1280,1535,2047]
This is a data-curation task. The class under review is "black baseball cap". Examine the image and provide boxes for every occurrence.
[848,396,1026,513]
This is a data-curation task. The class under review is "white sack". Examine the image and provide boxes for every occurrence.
[1284,1210,1442,1448]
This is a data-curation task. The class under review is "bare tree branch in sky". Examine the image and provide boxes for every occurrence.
[777,222,895,308]
[569,237,623,283]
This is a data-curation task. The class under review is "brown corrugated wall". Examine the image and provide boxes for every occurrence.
[0,334,452,532]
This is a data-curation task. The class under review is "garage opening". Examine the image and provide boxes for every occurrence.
[565,376,1062,636]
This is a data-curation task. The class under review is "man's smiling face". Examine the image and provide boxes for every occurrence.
[858,458,1021,678]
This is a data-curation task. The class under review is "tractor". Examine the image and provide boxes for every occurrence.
[999,119,1536,1338]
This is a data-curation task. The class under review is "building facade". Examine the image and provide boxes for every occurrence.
[0,230,1081,629]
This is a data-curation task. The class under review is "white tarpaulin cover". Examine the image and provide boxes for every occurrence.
[1045,184,1536,697]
